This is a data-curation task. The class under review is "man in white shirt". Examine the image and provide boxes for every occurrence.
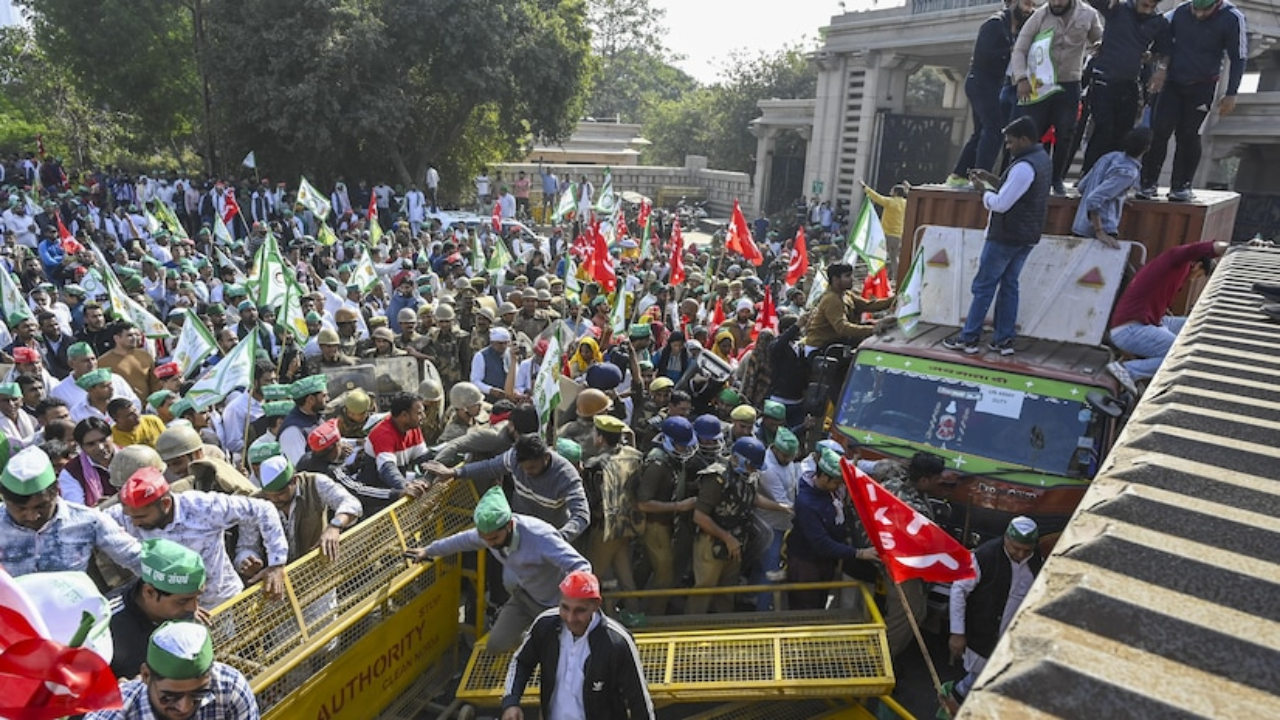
[424,164,440,212]
[51,342,141,412]
[3,201,39,249]
[470,327,512,403]
[475,170,492,211]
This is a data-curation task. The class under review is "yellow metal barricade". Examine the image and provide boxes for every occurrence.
[208,480,481,719]
[456,581,898,711]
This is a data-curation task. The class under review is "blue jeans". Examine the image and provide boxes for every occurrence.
[959,241,1034,344]
[751,530,785,611]
[1109,316,1187,380]
[953,74,1007,176]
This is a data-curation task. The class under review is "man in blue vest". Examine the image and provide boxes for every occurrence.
[944,116,1051,356]
[470,326,512,403]
[943,516,1044,712]
[278,375,329,465]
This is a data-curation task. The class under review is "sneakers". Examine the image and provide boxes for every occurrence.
[944,174,971,189]
[1107,360,1139,397]
[1052,181,1068,196]
[988,338,1016,356]
[1135,185,1157,200]
[943,335,980,354]
[1168,185,1195,202]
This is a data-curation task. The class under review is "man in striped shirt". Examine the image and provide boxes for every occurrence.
[361,392,429,492]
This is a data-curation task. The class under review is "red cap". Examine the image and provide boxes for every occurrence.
[121,467,170,508]
[154,362,180,380]
[392,271,411,287]
[534,338,549,357]
[307,419,341,452]
[559,570,601,600]
[12,347,39,364]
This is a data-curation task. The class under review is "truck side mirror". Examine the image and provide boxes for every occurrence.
[1086,391,1124,419]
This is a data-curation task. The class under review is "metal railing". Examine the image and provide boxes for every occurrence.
[910,0,1000,14]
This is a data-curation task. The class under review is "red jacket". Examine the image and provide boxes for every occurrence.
[1109,241,1218,328]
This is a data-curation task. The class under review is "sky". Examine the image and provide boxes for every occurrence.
[653,0,890,84]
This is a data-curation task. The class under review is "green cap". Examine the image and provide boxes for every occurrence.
[1,446,57,496]
[473,486,512,534]
[224,284,246,298]
[1006,516,1039,543]
[262,384,292,402]
[718,387,741,405]
[257,456,295,492]
[263,400,293,418]
[7,309,31,326]
[304,311,322,323]
[140,538,206,594]
[1191,0,1217,8]
[147,621,214,680]
[627,323,651,338]
[772,427,798,455]
[0,382,20,399]
[237,300,254,313]
[75,368,113,390]
[67,342,95,359]
[290,375,326,400]
[171,398,195,418]
[555,438,582,463]
[147,390,174,410]
[206,303,226,316]
[63,284,87,298]
[762,399,786,421]
[247,441,281,465]
[818,448,842,478]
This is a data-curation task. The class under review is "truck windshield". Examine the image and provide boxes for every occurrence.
[835,353,1106,479]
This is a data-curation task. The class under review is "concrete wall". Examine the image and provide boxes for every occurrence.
[493,155,754,217]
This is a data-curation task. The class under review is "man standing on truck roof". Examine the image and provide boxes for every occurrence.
[1105,239,1228,395]
[943,116,1052,357]
[942,516,1044,714]
[803,263,894,354]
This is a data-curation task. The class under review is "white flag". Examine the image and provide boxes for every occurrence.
[242,151,257,169]
[187,332,257,404]
[214,214,235,249]
[594,168,617,216]
[171,309,217,377]
[531,334,562,426]
[896,248,925,337]
[806,264,828,310]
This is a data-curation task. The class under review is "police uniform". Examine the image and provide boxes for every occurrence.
[686,462,756,615]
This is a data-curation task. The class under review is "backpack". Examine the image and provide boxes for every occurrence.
[598,446,646,542]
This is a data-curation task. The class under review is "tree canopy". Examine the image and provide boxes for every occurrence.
[643,46,817,173]
[585,0,696,122]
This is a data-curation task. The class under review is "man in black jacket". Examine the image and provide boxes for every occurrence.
[501,570,654,720]
[943,516,1044,711]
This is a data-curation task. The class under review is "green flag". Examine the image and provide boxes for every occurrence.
[144,210,163,235]
[844,198,888,272]
[351,248,379,293]
[297,176,331,220]
[554,182,577,224]
[486,235,514,273]
[0,269,25,320]
[472,231,486,275]
[278,274,311,341]
[214,214,235,249]
[154,201,189,239]
[564,255,581,303]
[187,332,257,405]
[250,233,289,310]
[317,223,338,247]
[896,247,925,337]
[610,286,628,335]
[93,245,169,338]
[531,334,563,426]
[171,309,217,378]
[594,168,617,216]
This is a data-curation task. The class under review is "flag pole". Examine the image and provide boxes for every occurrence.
[891,579,955,718]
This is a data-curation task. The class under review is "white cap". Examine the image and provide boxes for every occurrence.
[490,328,512,343]
[736,298,754,313]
